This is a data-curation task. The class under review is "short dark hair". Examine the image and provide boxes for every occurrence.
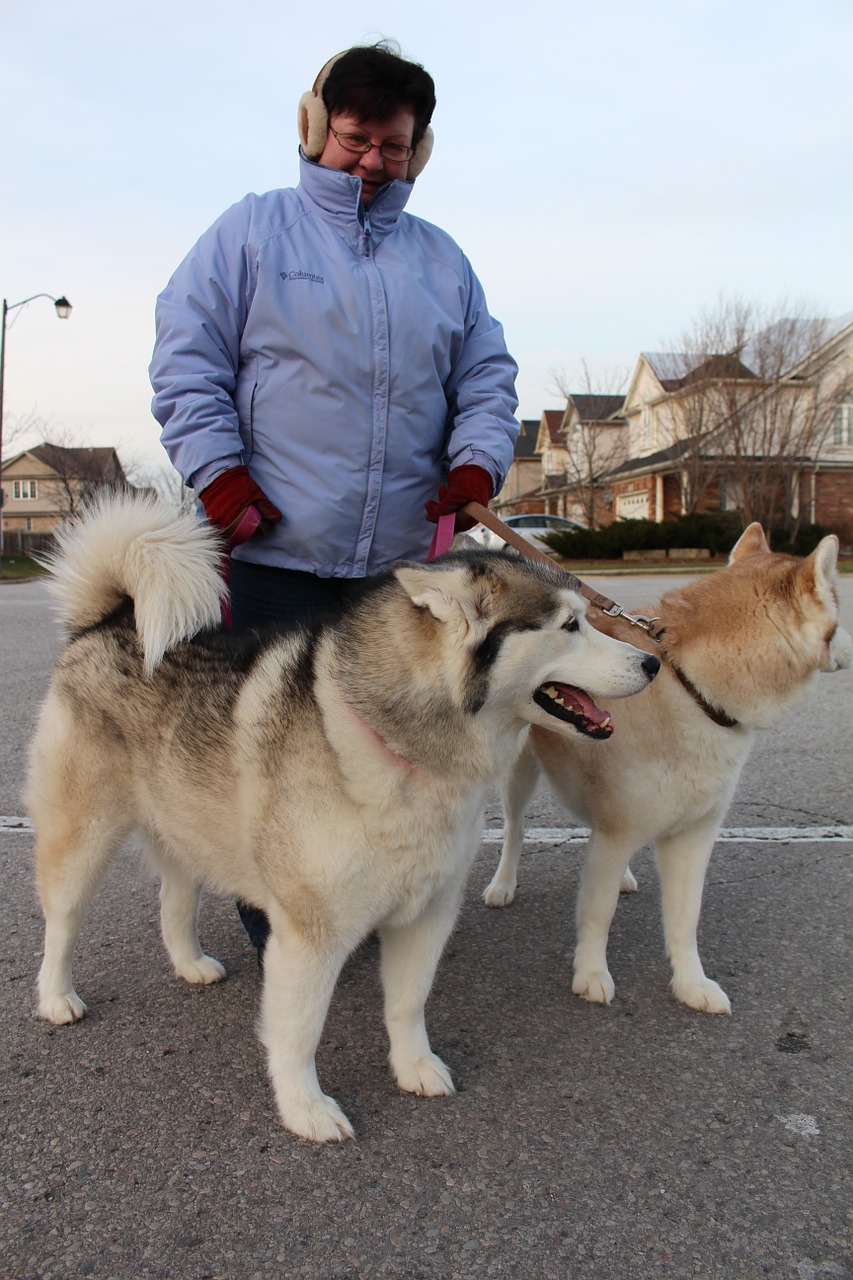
[322,41,436,147]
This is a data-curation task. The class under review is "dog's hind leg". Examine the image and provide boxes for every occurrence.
[29,693,132,1023]
[380,898,462,1099]
[483,739,540,907]
[573,831,636,1005]
[34,813,129,1024]
[147,836,226,986]
[259,917,355,1142]
[656,814,731,1014]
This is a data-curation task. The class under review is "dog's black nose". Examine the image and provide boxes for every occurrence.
[642,654,661,679]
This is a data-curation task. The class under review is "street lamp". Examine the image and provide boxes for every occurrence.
[0,292,73,570]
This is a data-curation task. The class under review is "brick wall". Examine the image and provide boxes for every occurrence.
[808,470,853,546]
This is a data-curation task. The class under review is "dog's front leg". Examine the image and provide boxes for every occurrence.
[259,922,353,1142]
[483,739,540,907]
[379,876,465,1099]
[656,816,731,1014]
[573,831,635,1005]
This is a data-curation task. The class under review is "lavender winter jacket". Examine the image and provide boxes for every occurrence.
[150,153,519,576]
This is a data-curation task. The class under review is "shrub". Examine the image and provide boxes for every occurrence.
[543,511,744,560]
[769,524,829,556]
[544,513,835,560]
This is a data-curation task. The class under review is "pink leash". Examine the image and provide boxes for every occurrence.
[427,513,457,561]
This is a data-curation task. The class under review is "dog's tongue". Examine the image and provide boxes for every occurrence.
[534,683,615,738]
[549,682,610,727]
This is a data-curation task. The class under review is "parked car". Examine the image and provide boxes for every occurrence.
[467,512,586,553]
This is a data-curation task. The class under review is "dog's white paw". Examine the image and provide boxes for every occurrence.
[619,867,638,893]
[572,968,615,1005]
[282,1095,355,1143]
[174,955,226,985]
[483,877,516,907]
[393,1052,455,1097]
[39,990,87,1024]
[672,976,732,1015]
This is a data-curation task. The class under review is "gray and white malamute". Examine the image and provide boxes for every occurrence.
[27,495,658,1142]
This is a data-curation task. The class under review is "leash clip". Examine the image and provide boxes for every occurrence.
[599,602,659,633]
[625,613,663,641]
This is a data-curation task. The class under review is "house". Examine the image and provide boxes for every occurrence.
[610,351,762,522]
[554,394,627,526]
[535,408,569,479]
[495,411,570,516]
[497,401,625,527]
[496,408,581,517]
[492,417,541,513]
[1,443,128,550]
[608,313,853,540]
[496,310,853,544]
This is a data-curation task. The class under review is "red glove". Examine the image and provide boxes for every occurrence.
[424,465,493,533]
[200,466,282,543]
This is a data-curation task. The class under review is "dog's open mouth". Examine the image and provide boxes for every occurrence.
[533,683,614,739]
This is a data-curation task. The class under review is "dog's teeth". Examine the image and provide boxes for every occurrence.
[543,685,558,698]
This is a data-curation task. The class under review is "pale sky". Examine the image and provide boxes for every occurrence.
[2,0,851,479]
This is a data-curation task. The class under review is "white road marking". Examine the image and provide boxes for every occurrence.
[4,817,851,843]
[480,825,853,845]
[777,1114,821,1138]
[1,816,33,831]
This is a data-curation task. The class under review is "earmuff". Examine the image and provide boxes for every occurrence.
[297,51,434,180]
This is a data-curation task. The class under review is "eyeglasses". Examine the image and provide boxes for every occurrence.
[328,126,414,163]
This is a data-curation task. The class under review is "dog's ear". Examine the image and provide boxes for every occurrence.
[803,535,851,673]
[394,563,468,623]
[450,532,480,551]
[807,533,839,587]
[729,523,770,563]
[394,562,496,635]
[803,533,840,605]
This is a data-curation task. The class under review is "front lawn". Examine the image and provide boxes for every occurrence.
[0,555,46,580]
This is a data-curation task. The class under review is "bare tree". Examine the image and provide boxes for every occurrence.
[122,456,199,515]
[550,360,628,527]
[1,408,53,461]
[660,297,853,535]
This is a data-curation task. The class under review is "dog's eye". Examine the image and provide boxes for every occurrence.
[562,616,580,634]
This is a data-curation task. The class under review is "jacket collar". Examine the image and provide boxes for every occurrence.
[297,149,414,239]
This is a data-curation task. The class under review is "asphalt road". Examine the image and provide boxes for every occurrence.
[1,573,851,1280]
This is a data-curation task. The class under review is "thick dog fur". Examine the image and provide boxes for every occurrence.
[27,494,658,1142]
[484,523,852,1014]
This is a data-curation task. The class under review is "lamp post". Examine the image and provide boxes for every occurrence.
[0,293,72,571]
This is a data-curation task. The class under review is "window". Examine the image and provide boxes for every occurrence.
[720,476,745,512]
[641,399,653,452]
[12,479,38,500]
[832,400,853,447]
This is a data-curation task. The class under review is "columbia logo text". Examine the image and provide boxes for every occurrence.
[280,270,325,285]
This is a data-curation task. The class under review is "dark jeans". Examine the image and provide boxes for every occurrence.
[229,558,365,629]
[229,559,364,956]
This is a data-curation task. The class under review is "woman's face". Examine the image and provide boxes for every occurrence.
[318,108,416,206]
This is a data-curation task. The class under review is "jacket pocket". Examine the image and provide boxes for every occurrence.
[234,355,259,460]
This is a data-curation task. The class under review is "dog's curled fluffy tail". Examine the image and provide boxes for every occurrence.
[43,492,226,674]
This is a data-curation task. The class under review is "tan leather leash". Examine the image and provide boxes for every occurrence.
[461,501,662,642]
[459,502,740,728]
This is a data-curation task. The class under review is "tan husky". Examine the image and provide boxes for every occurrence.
[484,524,851,1013]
